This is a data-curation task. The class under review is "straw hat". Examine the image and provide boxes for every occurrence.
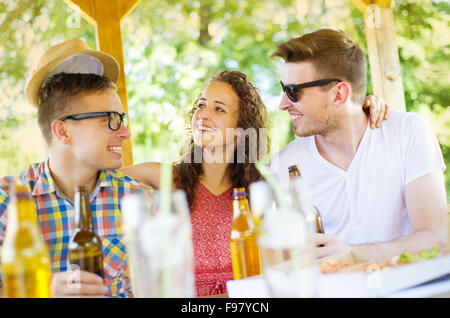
[26,38,120,108]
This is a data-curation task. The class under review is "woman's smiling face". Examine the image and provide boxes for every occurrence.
[192,81,240,150]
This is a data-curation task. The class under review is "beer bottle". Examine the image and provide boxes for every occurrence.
[288,165,325,234]
[230,187,262,280]
[1,185,52,298]
[68,186,104,277]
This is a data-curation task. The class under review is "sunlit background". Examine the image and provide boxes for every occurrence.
[0,0,448,199]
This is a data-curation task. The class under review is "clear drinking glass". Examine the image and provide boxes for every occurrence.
[121,190,194,297]
[256,180,318,298]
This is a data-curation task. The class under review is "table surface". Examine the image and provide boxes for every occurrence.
[386,274,450,298]
[227,254,450,298]
[227,274,450,298]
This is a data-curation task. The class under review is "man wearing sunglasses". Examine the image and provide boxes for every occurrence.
[270,29,447,263]
[0,39,154,298]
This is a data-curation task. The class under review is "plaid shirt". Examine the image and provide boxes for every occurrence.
[0,160,154,298]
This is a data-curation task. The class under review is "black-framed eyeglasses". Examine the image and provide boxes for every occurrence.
[280,78,342,103]
[58,111,129,131]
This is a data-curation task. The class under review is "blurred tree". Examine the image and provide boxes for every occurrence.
[0,0,94,174]
[348,0,450,197]
[0,0,448,198]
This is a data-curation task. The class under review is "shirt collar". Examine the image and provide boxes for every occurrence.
[31,159,113,198]
[92,170,113,198]
[31,159,57,196]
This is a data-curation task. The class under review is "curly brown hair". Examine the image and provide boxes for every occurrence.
[173,70,269,208]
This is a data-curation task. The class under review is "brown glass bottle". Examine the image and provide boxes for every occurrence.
[230,187,262,280]
[68,186,104,277]
[288,165,325,234]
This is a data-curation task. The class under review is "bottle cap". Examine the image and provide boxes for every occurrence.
[232,187,246,197]
[288,165,299,172]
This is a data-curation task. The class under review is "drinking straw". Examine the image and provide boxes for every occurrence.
[255,161,288,211]
[159,157,172,214]
[160,152,173,297]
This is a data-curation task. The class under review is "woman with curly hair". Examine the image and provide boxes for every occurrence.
[122,70,268,296]
[121,70,388,296]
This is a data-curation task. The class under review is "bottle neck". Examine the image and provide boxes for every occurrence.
[74,191,92,230]
[289,170,301,179]
[288,165,301,179]
[9,197,37,226]
[233,196,250,217]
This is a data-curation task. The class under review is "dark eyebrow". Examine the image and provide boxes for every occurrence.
[198,98,228,108]
[214,100,226,107]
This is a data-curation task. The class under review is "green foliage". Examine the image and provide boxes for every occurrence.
[0,0,448,199]
[348,0,450,195]
[0,0,94,175]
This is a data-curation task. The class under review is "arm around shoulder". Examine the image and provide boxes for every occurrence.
[120,162,162,189]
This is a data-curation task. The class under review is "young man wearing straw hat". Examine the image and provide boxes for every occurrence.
[0,38,154,298]
[270,29,447,263]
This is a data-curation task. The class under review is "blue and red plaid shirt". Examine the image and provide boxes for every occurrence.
[0,160,154,298]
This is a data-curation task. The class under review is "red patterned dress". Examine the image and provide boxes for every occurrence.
[190,182,234,296]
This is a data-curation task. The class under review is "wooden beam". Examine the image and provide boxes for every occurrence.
[364,7,406,111]
[94,0,134,167]
[65,0,141,23]
[373,0,392,9]
[64,0,142,167]
[351,1,406,111]
[448,204,450,250]
[350,0,391,14]
[350,0,369,14]
[118,0,141,20]
[63,0,95,25]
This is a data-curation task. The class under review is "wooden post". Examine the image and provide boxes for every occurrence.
[63,0,141,167]
[448,204,450,249]
[350,0,406,111]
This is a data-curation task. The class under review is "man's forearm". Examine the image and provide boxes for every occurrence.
[351,230,447,264]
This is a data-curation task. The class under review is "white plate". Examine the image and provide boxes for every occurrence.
[227,254,450,298]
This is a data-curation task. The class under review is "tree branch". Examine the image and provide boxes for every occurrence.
[0,0,40,35]
[199,2,211,47]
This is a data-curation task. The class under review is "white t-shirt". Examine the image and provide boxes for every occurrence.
[269,111,446,245]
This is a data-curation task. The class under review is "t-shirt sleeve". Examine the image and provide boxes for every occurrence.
[403,113,446,185]
[269,152,283,182]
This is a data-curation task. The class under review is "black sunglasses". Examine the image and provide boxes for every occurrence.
[280,78,342,103]
[58,111,129,131]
